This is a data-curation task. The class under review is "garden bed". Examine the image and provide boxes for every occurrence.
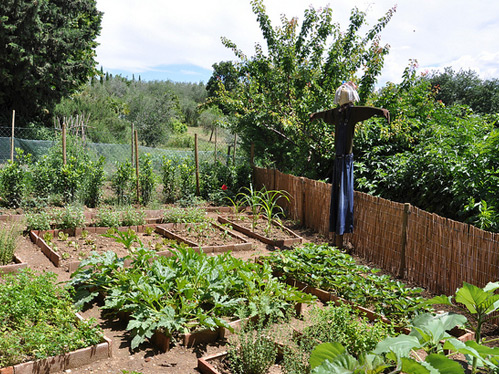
[0,254,27,275]
[217,215,303,248]
[156,221,252,252]
[29,224,182,272]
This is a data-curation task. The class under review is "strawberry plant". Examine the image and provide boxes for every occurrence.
[69,244,314,350]
[265,243,429,324]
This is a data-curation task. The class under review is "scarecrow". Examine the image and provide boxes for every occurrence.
[310,82,390,249]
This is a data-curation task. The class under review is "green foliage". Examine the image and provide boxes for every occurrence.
[102,228,139,250]
[82,157,106,208]
[112,160,135,206]
[0,224,20,265]
[25,210,51,231]
[0,0,102,126]
[68,246,314,350]
[227,321,278,374]
[0,149,31,208]
[53,204,86,230]
[161,157,177,203]
[138,153,156,206]
[302,303,395,359]
[210,1,396,177]
[163,206,206,223]
[0,269,102,367]
[120,206,146,226]
[265,243,428,323]
[95,207,121,228]
[356,63,499,232]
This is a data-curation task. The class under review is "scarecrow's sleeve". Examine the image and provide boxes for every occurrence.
[309,109,335,124]
[351,106,390,124]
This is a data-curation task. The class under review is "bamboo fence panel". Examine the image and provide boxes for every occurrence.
[406,207,499,295]
[252,166,499,296]
[350,192,405,275]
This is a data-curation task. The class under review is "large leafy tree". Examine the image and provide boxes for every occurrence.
[209,0,396,178]
[0,0,102,126]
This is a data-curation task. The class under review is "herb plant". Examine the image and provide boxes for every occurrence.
[0,269,102,367]
[0,224,20,265]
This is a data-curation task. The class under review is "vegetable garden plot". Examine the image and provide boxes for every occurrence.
[29,225,183,272]
[217,214,303,248]
[263,243,430,326]
[0,270,111,372]
[68,245,314,352]
[156,221,252,252]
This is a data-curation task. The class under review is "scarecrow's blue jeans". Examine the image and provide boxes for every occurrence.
[329,153,354,235]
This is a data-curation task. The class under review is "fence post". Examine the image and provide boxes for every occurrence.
[62,122,67,165]
[194,133,200,196]
[10,110,15,162]
[134,130,140,203]
[214,126,217,162]
[301,177,306,226]
[398,203,411,278]
[131,123,135,166]
[232,133,237,164]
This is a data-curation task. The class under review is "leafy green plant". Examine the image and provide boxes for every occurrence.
[227,321,278,374]
[0,224,20,265]
[53,204,86,229]
[26,210,52,231]
[120,206,146,226]
[163,206,206,223]
[112,160,135,206]
[302,302,396,359]
[82,156,106,208]
[426,281,499,373]
[58,231,69,241]
[309,312,499,374]
[69,245,314,350]
[138,153,156,206]
[0,149,30,208]
[256,187,290,236]
[102,228,139,250]
[161,157,177,203]
[95,207,121,228]
[0,269,102,367]
[266,243,428,324]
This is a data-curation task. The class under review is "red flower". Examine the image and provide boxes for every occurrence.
[221,184,228,191]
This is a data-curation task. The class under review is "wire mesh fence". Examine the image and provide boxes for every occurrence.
[0,127,241,173]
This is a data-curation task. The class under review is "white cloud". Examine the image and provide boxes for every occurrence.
[95,0,499,84]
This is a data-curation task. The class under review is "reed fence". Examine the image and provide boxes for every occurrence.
[254,167,499,296]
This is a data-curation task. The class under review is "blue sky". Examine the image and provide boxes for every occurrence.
[95,0,499,85]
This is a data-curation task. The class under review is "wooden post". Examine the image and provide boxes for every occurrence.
[131,123,135,166]
[62,122,67,165]
[214,127,217,162]
[10,110,15,161]
[232,133,237,164]
[301,177,306,226]
[134,130,140,203]
[194,134,200,196]
[398,203,411,278]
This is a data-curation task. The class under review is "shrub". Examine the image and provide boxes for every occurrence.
[25,211,51,231]
[0,149,31,208]
[53,204,86,229]
[112,160,135,205]
[138,153,156,206]
[95,207,121,228]
[82,157,106,208]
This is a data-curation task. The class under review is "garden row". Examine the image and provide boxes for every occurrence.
[3,227,499,373]
[0,137,251,210]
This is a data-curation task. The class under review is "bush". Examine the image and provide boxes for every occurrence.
[0,150,30,208]
[112,160,135,205]
[138,153,156,206]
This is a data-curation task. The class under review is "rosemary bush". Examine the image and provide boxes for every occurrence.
[0,224,20,265]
